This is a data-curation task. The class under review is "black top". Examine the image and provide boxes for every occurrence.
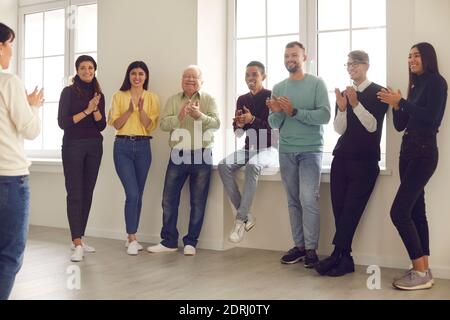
[233,88,275,150]
[58,76,106,142]
[333,83,388,161]
[394,72,447,134]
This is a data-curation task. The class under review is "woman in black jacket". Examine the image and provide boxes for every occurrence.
[378,42,448,290]
[58,55,106,262]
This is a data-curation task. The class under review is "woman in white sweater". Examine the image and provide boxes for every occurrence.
[0,23,44,300]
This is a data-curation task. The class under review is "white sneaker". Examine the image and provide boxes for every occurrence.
[125,240,143,251]
[184,245,196,256]
[245,215,256,232]
[71,242,96,253]
[126,240,140,256]
[229,220,245,243]
[71,245,84,262]
[147,243,177,253]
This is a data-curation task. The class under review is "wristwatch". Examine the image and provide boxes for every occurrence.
[291,109,298,117]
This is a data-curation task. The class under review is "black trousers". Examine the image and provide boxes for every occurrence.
[62,138,103,240]
[390,131,438,260]
[330,156,380,251]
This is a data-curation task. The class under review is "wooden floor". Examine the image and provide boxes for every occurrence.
[10,226,450,300]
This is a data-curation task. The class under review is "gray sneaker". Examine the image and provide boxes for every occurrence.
[393,270,433,290]
[394,268,434,285]
[393,268,413,282]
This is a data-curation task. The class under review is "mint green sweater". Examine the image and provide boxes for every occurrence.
[268,74,330,153]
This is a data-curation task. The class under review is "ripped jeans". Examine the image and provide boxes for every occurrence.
[279,152,322,250]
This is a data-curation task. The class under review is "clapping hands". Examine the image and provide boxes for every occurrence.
[26,86,45,107]
[266,96,295,116]
[178,100,202,122]
[233,106,253,128]
[86,93,101,114]
[377,86,402,110]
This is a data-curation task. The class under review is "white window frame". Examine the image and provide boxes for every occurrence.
[228,0,387,169]
[18,0,97,159]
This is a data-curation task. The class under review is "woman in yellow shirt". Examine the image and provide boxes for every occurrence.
[108,61,160,255]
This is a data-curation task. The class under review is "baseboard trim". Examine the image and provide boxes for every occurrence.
[84,227,227,251]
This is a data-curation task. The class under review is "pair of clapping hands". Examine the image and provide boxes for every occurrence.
[127,97,144,114]
[266,96,295,116]
[334,87,360,112]
[26,86,45,108]
[335,86,402,111]
[234,106,254,128]
[178,99,202,122]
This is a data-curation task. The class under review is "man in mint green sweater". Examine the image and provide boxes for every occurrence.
[268,41,330,268]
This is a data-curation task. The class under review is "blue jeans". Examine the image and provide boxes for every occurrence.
[218,147,279,222]
[279,152,322,250]
[0,175,30,300]
[113,138,152,235]
[161,149,212,248]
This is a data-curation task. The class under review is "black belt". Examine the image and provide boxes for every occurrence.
[116,135,152,140]
[405,128,437,135]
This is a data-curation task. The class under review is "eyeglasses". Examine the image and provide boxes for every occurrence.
[344,62,366,69]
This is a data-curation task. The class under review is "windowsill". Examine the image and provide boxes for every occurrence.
[29,158,393,180]
[235,166,392,183]
[29,158,63,173]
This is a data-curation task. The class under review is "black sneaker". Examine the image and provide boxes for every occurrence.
[280,247,305,264]
[314,255,340,275]
[304,249,319,268]
[326,255,355,277]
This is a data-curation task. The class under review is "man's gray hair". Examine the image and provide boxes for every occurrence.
[183,65,203,79]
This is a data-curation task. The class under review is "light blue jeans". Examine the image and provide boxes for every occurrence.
[279,152,322,250]
[218,147,279,222]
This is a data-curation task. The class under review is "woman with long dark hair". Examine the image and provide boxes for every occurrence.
[58,55,106,262]
[378,42,448,290]
[108,61,160,255]
[0,23,44,299]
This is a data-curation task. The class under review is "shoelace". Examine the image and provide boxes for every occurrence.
[405,268,414,277]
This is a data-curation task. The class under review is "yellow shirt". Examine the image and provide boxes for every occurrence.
[108,90,160,136]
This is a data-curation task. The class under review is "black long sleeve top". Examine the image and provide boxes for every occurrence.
[58,76,106,143]
[393,72,447,134]
[233,89,275,150]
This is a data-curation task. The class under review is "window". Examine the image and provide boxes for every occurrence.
[317,0,386,166]
[231,0,386,167]
[19,0,97,157]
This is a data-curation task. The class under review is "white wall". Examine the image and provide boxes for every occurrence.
[412,0,450,277]
[0,0,18,72]
[0,0,18,35]
[23,0,450,279]
[28,0,229,250]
